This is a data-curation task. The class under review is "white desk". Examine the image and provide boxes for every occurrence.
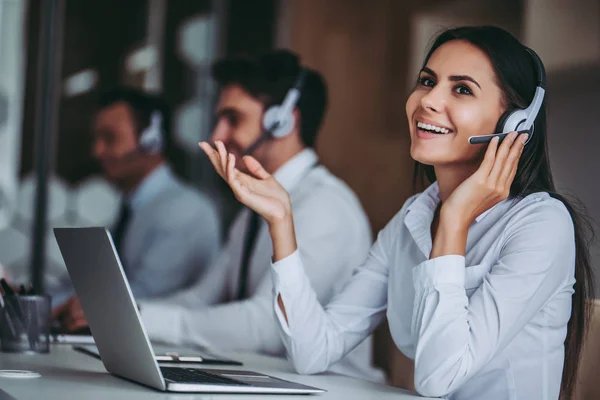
[0,344,435,399]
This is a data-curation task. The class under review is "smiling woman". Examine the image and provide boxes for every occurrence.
[200,25,595,400]
[411,26,596,399]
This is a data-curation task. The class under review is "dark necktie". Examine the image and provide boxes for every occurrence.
[237,210,261,300]
[112,201,132,263]
[235,162,318,300]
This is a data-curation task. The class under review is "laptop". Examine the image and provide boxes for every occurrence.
[53,227,325,394]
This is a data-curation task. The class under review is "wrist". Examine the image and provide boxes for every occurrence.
[266,194,293,226]
[430,213,469,259]
[439,205,472,231]
[268,213,293,234]
[268,215,298,262]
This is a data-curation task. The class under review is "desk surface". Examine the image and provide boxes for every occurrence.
[0,345,434,400]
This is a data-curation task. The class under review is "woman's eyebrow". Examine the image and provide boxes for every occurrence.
[449,75,481,89]
[421,66,482,90]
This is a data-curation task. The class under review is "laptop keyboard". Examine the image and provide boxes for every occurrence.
[160,367,248,386]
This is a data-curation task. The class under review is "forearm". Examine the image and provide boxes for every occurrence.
[430,214,469,259]
[141,298,284,355]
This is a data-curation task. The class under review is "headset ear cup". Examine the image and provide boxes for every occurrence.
[496,110,513,134]
[138,111,164,154]
[263,105,295,138]
[495,109,533,145]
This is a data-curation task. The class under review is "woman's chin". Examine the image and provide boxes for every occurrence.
[410,148,446,166]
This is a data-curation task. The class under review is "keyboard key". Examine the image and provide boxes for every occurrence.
[160,367,248,386]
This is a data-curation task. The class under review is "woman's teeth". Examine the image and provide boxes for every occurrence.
[417,121,451,134]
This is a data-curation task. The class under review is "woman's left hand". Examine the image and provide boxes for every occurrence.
[441,131,527,229]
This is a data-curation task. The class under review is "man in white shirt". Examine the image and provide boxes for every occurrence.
[138,50,384,382]
[52,88,221,331]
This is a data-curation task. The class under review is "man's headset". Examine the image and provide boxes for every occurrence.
[137,110,164,154]
[243,68,308,156]
[468,47,546,145]
[112,109,164,162]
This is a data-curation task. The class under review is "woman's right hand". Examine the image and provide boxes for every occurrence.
[199,141,292,226]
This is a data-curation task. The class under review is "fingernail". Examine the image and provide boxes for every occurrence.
[510,131,518,140]
[520,134,529,143]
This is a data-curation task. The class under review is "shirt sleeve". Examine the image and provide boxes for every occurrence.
[409,200,576,398]
[270,203,410,375]
[141,276,287,355]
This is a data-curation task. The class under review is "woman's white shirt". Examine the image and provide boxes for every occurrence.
[271,182,576,399]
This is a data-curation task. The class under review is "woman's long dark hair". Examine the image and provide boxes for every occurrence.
[413,26,595,399]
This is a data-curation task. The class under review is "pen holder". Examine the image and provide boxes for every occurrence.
[0,295,51,354]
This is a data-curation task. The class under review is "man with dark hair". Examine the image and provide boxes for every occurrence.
[137,50,384,382]
[52,88,221,330]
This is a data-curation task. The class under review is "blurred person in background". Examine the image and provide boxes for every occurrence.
[133,50,383,382]
[52,88,221,332]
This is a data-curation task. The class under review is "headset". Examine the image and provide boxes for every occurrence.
[243,68,308,156]
[468,47,546,145]
[137,110,164,154]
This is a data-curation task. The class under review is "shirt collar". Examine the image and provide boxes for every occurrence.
[406,181,441,217]
[272,148,319,192]
[404,183,440,258]
[475,203,501,222]
[126,163,173,210]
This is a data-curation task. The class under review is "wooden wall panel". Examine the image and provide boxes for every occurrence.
[285,0,416,234]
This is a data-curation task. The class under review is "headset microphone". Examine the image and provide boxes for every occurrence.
[468,130,530,145]
[468,47,546,145]
[242,68,308,157]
